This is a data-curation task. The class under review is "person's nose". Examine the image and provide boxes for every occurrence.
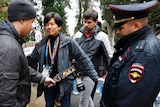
[32,23,36,30]
[48,24,53,29]
[116,29,120,35]
[84,22,88,27]
[32,25,35,30]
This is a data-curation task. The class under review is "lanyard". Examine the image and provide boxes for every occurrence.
[45,37,60,65]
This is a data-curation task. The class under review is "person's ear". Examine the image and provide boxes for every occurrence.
[95,19,98,24]
[134,21,141,30]
[19,19,24,25]
[58,26,61,30]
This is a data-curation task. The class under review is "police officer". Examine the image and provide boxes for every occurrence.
[100,1,160,107]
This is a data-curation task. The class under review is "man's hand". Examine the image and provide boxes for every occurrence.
[98,77,105,82]
[45,77,56,88]
[97,71,108,82]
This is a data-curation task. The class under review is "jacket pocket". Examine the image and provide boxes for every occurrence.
[0,72,19,102]
[0,73,17,88]
[105,59,126,100]
[111,59,126,80]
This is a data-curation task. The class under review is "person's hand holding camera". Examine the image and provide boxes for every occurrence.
[44,77,56,88]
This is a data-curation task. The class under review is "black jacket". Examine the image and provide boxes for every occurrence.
[101,25,160,107]
[0,20,45,107]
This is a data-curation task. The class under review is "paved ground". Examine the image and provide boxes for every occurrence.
[27,83,102,107]
[27,83,160,107]
[70,92,101,107]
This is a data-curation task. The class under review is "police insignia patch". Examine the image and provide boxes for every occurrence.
[128,63,144,83]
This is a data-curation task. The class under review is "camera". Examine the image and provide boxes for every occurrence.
[75,77,85,92]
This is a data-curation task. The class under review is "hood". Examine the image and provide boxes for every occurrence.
[0,20,25,45]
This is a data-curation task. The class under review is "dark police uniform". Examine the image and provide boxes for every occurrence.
[100,1,160,107]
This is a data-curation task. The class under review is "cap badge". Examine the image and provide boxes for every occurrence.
[114,16,135,24]
[128,63,144,83]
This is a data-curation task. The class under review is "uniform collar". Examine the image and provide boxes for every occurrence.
[114,25,150,51]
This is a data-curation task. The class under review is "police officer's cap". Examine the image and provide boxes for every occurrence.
[108,1,159,28]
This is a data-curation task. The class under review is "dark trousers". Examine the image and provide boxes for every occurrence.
[44,85,71,107]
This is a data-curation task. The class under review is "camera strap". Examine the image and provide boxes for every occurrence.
[52,40,77,82]
[68,40,85,92]
[53,65,76,82]
[68,40,80,78]
[44,65,76,87]
[68,40,73,62]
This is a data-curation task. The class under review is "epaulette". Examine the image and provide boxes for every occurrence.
[134,40,146,52]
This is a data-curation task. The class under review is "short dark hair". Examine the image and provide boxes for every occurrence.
[44,12,63,27]
[83,9,98,21]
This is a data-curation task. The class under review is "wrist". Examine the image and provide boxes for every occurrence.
[40,76,46,83]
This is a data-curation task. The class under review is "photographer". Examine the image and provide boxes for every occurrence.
[27,11,99,107]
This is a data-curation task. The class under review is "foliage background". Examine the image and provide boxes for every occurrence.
[0,0,159,45]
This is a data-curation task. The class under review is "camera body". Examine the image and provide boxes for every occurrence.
[71,59,85,92]
[75,77,85,92]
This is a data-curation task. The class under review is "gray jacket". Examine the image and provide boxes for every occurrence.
[27,32,99,99]
[0,20,45,107]
[73,26,113,76]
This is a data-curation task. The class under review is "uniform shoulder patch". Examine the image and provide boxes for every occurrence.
[134,40,146,52]
[128,63,144,83]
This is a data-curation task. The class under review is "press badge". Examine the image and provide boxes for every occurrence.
[42,65,51,77]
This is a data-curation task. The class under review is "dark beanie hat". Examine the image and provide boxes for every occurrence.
[8,0,36,21]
